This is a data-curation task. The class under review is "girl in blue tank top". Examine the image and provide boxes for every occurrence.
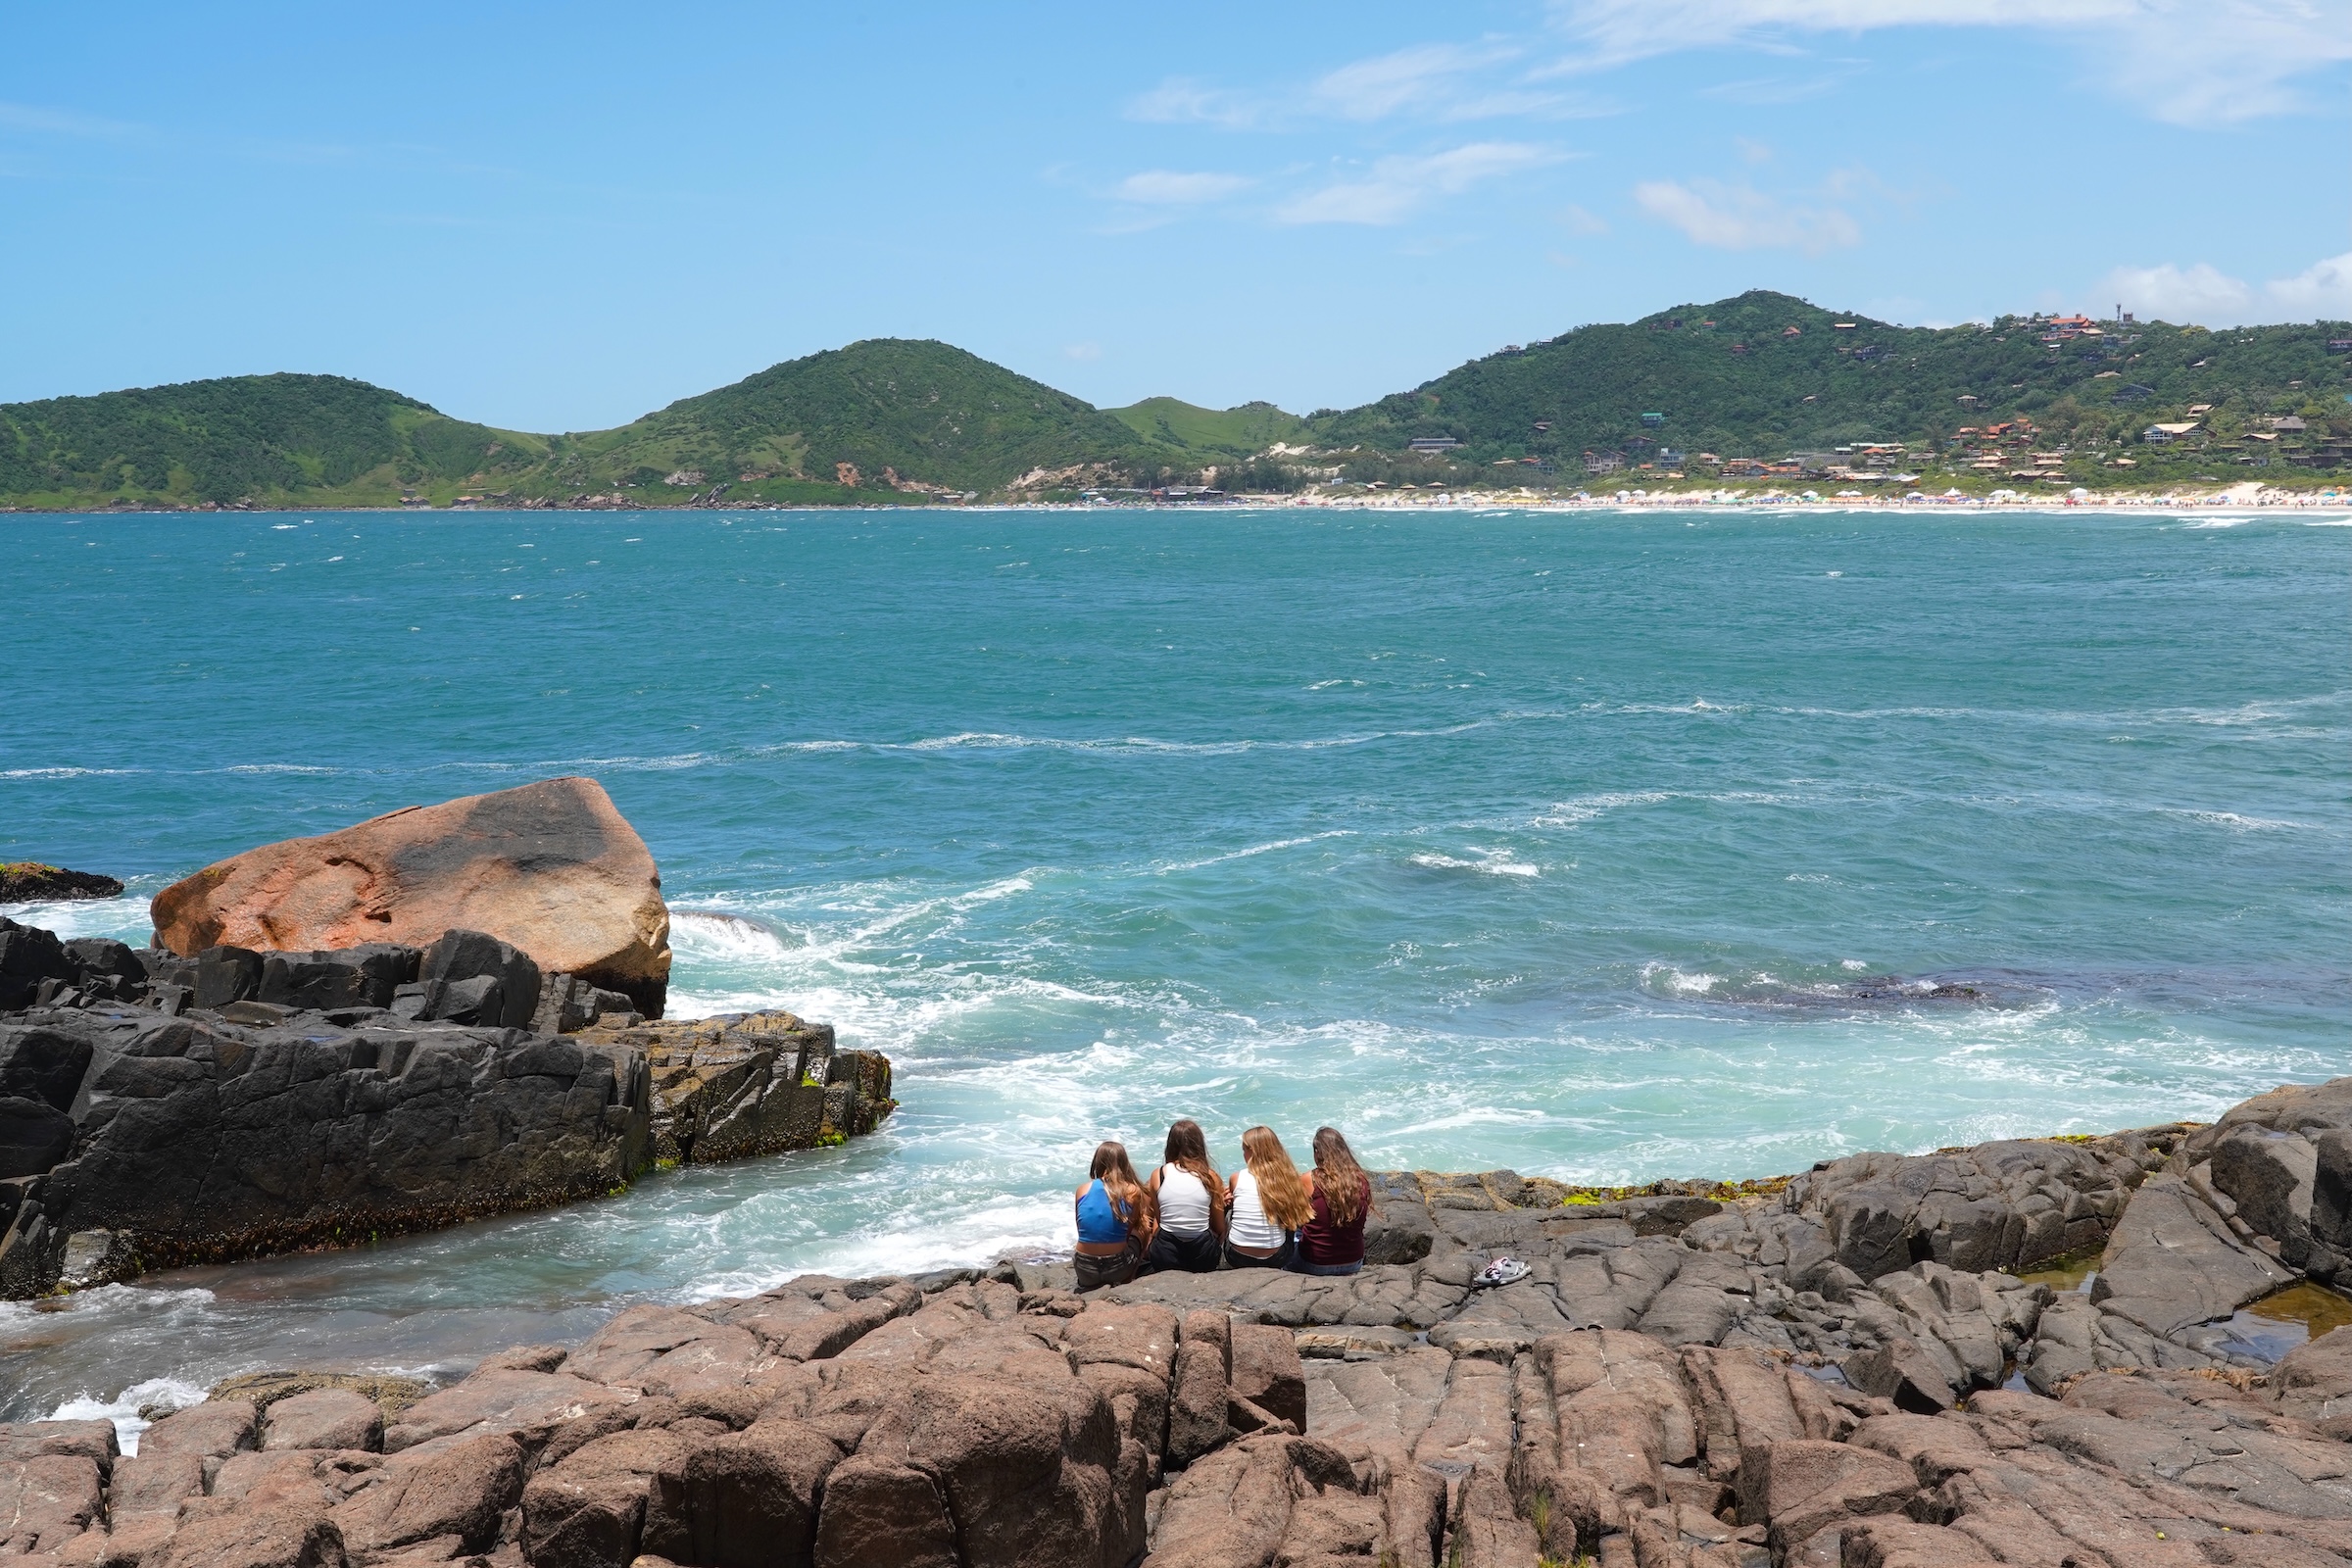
[1072,1141,1156,1292]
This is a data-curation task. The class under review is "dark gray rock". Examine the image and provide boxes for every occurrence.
[0,1001,654,1296]
[417,929,540,1031]
[256,946,419,1012]
[2089,1172,2295,1340]
[0,918,76,1011]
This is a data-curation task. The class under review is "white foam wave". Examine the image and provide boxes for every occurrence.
[1641,962,1721,996]
[1534,790,1671,826]
[0,767,141,779]
[50,1376,209,1455]
[1157,832,1352,873]
[1407,850,1539,878]
[669,910,801,963]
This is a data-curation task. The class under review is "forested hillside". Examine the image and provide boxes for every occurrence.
[1312,289,2349,480]
[0,375,539,508]
[2,294,2344,510]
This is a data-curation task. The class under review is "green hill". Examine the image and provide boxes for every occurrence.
[0,374,544,509]
[1309,289,2350,483]
[567,339,1155,504]
[0,342,1158,510]
[1105,397,1307,456]
[2,296,2344,510]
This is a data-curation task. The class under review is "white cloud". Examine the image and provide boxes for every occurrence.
[1633,177,1859,252]
[2091,254,2352,323]
[1301,41,1593,122]
[1062,342,1102,362]
[1544,0,2352,125]
[1276,142,1565,225]
[1112,170,1253,205]
[1125,78,1263,128]
[2266,252,2352,317]
[1127,45,1617,133]
[1558,203,1610,234]
[2095,261,2253,323]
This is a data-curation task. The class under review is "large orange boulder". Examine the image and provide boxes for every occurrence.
[150,777,671,1016]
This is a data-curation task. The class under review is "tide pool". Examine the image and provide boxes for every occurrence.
[2,505,2345,1420]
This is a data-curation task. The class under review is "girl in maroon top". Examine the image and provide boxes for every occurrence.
[1290,1126,1375,1276]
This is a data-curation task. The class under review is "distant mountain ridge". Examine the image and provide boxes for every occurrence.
[1,292,2343,508]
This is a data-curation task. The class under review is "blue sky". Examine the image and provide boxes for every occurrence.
[3,1,2345,430]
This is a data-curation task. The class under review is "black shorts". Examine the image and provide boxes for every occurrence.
[1223,1236,1296,1271]
[1145,1229,1221,1274]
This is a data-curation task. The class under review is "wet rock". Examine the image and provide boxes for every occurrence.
[149,778,672,1018]
[2,1004,654,1297]
[572,1012,868,1165]
[0,864,124,904]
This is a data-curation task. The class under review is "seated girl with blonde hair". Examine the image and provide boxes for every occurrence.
[1224,1125,1311,1270]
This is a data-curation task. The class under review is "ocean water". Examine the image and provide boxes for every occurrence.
[2,505,2347,1425]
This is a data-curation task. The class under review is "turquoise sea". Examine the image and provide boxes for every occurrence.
[2,505,2347,1423]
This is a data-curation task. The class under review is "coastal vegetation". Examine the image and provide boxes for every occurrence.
[1,292,2344,510]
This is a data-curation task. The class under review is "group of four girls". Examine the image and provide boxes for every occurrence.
[1071,1120,1373,1292]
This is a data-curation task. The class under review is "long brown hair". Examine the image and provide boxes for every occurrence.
[1092,1141,1155,1231]
[1240,1126,1312,1232]
[1312,1126,1372,1225]
[1162,1120,1226,1221]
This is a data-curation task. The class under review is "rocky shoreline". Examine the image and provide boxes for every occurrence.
[0,1074,2344,1567]
[0,916,893,1299]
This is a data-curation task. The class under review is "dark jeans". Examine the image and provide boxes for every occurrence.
[1146,1228,1221,1274]
[1287,1256,1363,1276]
[1073,1250,1137,1292]
[1223,1236,1296,1271]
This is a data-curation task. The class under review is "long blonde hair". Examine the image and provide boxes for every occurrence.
[1092,1141,1156,1231]
[1240,1126,1312,1232]
[1312,1126,1371,1225]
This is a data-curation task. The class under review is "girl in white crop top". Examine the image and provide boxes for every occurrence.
[1144,1118,1228,1275]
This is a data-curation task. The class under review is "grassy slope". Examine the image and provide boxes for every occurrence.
[1105,398,1308,456]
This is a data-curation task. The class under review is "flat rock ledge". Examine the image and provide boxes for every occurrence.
[0,918,890,1299]
[3,1079,2345,1568]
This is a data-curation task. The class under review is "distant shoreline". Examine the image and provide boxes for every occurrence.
[5,490,2348,517]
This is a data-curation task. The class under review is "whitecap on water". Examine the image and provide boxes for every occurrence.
[50,1377,209,1455]
[669,909,803,963]
[1406,848,1539,877]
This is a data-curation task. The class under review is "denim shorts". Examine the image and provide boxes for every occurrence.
[1073,1250,1137,1292]
[1287,1257,1363,1277]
